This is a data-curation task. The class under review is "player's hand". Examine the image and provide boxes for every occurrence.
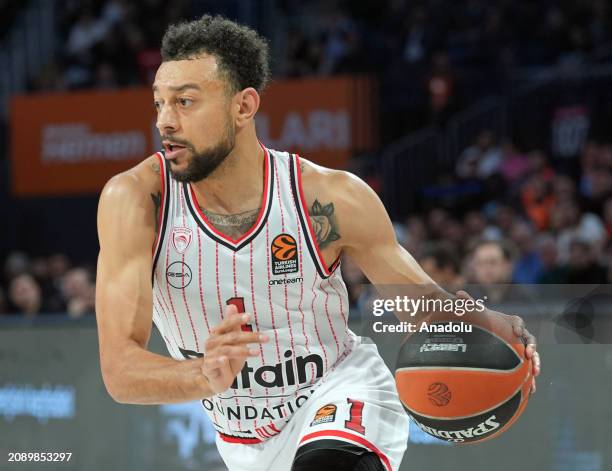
[456,290,541,395]
[201,304,268,394]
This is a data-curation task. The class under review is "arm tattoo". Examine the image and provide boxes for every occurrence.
[308,199,340,249]
[151,160,160,174]
[200,207,261,239]
[151,192,161,234]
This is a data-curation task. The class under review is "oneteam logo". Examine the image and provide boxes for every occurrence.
[269,277,303,286]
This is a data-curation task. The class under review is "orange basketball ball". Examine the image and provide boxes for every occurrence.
[395,316,532,444]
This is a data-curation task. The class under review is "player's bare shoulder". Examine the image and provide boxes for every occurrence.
[98,154,164,247]
[298,157,390,255]
[298,157,372,256]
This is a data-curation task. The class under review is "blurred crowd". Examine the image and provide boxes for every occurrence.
[344,130,612,310]
[0,252,95,318]
[30,0,612,135]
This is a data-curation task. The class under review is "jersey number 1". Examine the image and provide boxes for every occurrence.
[345,398,366,434]
[226,297,253,332]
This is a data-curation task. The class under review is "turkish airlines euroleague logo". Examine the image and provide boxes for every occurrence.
[271,233,299,275]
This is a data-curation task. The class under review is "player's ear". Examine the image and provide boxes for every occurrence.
[234,87,260,127]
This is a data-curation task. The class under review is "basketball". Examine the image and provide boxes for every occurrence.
[395,315,532,444]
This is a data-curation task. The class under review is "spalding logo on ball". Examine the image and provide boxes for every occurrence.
[395,317,532,444]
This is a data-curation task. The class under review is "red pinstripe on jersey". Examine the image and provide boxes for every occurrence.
[178,186,199,350]
[163,211,186,348]
[275,159,296,360]
[310,272,329,370]
[265,223,282,364]
[196,230,211,334]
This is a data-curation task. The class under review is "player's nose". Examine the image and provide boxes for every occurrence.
[156,105,180,135]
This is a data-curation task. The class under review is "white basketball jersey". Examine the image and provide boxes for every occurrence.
[151,145,356,444]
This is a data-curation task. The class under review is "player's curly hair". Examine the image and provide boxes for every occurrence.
[161,14,270,94]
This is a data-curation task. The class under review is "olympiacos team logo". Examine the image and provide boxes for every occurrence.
[172,227,193,254]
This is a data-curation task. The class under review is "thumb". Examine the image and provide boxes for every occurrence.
[455,290,474,301]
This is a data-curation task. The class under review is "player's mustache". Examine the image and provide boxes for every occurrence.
[161,136,195,151]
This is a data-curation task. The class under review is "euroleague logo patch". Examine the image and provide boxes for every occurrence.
[428,382,451,406]
[166,261,192,289]
[271,233,299,275]
[310,404,337,426]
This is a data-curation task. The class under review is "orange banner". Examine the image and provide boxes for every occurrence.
[10,76,377,196]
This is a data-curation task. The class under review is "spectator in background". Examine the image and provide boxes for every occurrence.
[553,174,578,204]
[8,274,44,317]
[61,268,95,318]
[456,130,503,179]
[468,239,515,304]
[433,217,465,255]
[404,215,427,258]
[4,251,30,281]
[419,244,464,292]
[94,62,119,89]
[566,239,607,283]
[491,203,519,236]
[426,207,450,240]
[126,24,162,85]
[463,210,502,242]
[319,12,356,74]
[551,199,606,263]
[284,30,322,77]
[537,234,568,283]
[426,51,456,125]
[66,9,107,57]
[510,221,543,283]
[499,141,530,188]
[521,174,556,231]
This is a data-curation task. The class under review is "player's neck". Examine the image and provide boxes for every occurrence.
[190,131,265,214]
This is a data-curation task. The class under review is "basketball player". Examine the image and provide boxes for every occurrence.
[95,15,541,471]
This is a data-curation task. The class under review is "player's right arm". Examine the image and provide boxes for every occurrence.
[96,158,267,404]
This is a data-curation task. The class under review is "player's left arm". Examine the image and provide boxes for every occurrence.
[330,171,541,393]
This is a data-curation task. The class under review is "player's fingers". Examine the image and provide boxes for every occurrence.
[531,351,541,377]
[211,312,250,335]
[455,290,474,301]
[509,314,525,338]
[216,345,260,358]
[206,330,268,350]
[523,331,537,359]
[530,377,536,395]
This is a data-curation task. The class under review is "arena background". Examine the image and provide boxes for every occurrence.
[1,1,611,470]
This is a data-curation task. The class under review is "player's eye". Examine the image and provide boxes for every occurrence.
[178,97,193,107]
[153,101,161,112]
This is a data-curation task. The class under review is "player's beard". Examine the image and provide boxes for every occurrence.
[166,119,236,183]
